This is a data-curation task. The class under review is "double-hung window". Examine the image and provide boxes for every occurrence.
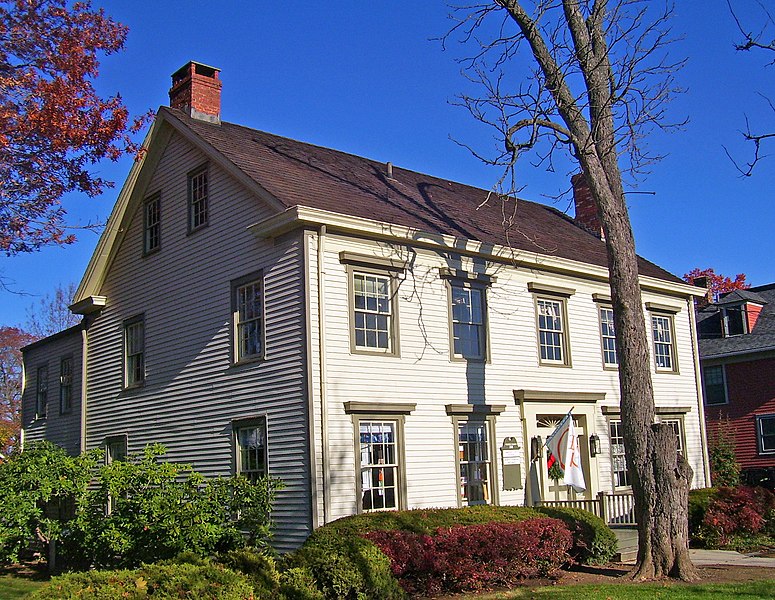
[358,420,400,511]
[457,420,494,505]
[59,356,73,414]
[143,193,161,254]
[757,415,775,455]
[233,273,264,362]
[599,306,618,367]
[609,419,630,488]
[450,283,486,360]
[660,417,685,455]
[36,365,48,419]
[124,316,145,387]
[651,314,677,372]
[234,418,268,482]
[529,283,574,366]
[703,365,728,405]
[105,435,128,464]
[188,165,209,232]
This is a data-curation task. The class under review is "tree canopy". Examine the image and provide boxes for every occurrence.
[0,0,148,256]
[684,267,750,302]
[0,325,36,460]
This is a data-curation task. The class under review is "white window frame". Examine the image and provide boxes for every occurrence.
[454,417,496,506]
[449,281,487,361]
[651,313,678,373]
[702,364,728,406]
[188,164,209,232]
[123,316,145,388]
[609,419,631,490]
[232,272,265,363]
[349,268,398,355]
[233,417,268,482]
[35,365,48,419]
[355,417,405,512]
[59,356,73,414]
[659,417,686,455]
[757,414,775,455]
[535,297,570,365]
[598,305,618,368]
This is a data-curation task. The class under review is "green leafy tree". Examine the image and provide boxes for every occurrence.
[708,419,741,488]
[0,326,36,460]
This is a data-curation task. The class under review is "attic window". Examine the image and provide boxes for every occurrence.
[723,306,746,337]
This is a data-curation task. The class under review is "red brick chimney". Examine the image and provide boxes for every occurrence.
[169,61,222,124]
[571,173,604,240]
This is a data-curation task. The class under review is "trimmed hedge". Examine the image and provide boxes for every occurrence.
[287,505,617,599]
[30,561,254,599]
[690,485,775,548]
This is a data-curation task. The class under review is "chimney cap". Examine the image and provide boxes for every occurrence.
[171,61,221,86]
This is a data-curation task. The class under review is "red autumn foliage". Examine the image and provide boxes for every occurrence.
[0,0,152,255]
[0,326,37,461]
[365,518,572,596]
[702,485,775,543]
[683,268,750,302]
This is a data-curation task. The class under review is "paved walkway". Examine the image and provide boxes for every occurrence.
[689,549,775,567]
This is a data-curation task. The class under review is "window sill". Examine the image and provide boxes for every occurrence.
[539,361,572,368]
[230,356,266,369]
[187,223,209,236]
[351,347,400,358]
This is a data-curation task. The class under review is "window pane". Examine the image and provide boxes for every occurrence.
[237,422,267,482]
[458,421,491,506]
[125,320,144,386]
[652,316,674,370]
[451,285,485,359]
[600,307,618,366]
[353,272,391,350]
[236,280,263,360]
[359,421,399,512]
[703,365,726,405]
[537,299,565,363]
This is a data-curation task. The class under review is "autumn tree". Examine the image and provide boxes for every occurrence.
[0,326,36,461]
[447,1,697,579]
[25,282,80,337]
[683,267,749,303]
[0,0,149,256]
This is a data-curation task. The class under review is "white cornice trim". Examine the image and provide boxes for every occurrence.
[249,205,702,297]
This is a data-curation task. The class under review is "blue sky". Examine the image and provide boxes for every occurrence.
[2,1,774,325]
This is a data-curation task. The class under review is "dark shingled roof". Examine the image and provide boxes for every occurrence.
[699,284,775,358]
[167,108,681,283]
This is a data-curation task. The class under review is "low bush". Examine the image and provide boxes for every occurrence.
[278,566,326,600]
[533,506,618,565]
[365,518,572,596]
[30,561,254,599]
[702,485,775,543]
[688,487,717,540]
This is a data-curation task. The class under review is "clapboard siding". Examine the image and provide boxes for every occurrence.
[83,132,310,551]
[309,234,706,523]
[21,328,83,455]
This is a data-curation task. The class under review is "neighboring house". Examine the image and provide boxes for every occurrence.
[22,62,710,550]
[696,283,775,484]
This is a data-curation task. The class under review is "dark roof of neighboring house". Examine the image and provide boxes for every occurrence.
[698,283,775,359]
[167,108,682,283]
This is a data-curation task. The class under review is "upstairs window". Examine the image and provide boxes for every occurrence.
[143,193,161,254]
[757,415,775,455]
[233,274,264,362]
[703,365,728,405]
[124,316,145,387]
[234,418,268,482]
[599,306,618,367]
[188,165,209,231]
[450,283,486,360]
[352,271,393,353]
[536,298,569,365]
[36,365,48,419]
[651,314,677,372]
[59,356,73,414]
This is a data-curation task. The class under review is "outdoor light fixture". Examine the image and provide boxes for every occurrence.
[530,436,543,461]
[589,434,601,457]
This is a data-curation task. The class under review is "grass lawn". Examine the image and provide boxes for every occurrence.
[459,580,775,599]
[0,575,46,600]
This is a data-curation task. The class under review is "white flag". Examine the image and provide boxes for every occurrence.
[563,415,586,492]
[544,411,586,493]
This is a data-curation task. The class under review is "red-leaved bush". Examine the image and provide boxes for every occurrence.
[364,517,572,596]
[703,485,775,543]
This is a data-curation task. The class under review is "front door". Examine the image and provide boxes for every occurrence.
[534,413,592,502]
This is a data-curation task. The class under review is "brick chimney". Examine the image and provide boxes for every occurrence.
[169,61,222,124]
[571,173,604,240]
[692,276,714,308]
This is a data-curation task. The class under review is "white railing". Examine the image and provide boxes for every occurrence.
[539,491,636,526]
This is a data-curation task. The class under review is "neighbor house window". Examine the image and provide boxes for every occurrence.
[59,356,73,414]
[536,297,569,364]
[358,419,401,512]
[352,271,393,353]
[234,418,268,482]
[651,314,677,372]
[450,283,486,360]
[599,306,618,367]
[456,419,494,506]
[757,415,775,455]
[143,193,161,253]
[36,365,48,419]
[124,316,145,387]
[188,165,209,231]
[233,274,264,362]
[703,365,728,405]
[609,420,630,488]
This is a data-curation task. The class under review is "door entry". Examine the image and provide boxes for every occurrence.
[534,413,592,502]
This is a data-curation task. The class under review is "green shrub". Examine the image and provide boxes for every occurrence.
[533,506,618,565]
[278,566,326,600]
[30,561,254,599]
[219,547,280,598]
[708,421,740,487]
[688,487,717,541]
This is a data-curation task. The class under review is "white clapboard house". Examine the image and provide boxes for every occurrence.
[22,62,710,551]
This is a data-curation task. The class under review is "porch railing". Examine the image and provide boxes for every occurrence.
[538,491,636,526]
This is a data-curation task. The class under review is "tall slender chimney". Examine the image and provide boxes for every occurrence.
[169,61,222,124]
[571,173,604,240]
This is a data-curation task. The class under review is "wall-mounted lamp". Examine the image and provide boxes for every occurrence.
[589,434,601,457]
[530,436,543,461]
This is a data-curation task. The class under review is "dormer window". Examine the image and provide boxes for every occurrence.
[722,306,746,337]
